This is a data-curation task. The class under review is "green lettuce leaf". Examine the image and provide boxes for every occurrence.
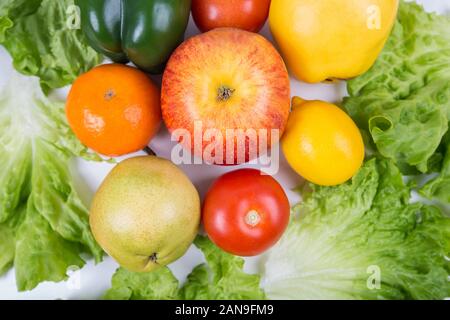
[0,210,22,275]
[343,1,450,202]
[0,70,102,291]
[420,134,450,204]
[262,159,450,300]
[0,0,101,93]
[104,236,266,300]
[14,203,86,292]
[180,236,266,300]
[104,267,179,300]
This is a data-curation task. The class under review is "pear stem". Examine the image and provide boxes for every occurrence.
[149,252,158,264]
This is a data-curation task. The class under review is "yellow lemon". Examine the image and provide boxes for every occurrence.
[282,97,364,186]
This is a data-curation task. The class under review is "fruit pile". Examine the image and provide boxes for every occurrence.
[2,0,449,300]
[66,0,395,266]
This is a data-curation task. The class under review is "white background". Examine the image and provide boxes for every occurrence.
[0,0,448,300]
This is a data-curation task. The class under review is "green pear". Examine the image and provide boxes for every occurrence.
[90,156,200,272]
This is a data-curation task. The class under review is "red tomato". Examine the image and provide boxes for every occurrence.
[192,0,271,33]
[203,169,290,256]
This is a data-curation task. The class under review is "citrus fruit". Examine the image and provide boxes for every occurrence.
[282,97,364,186]
[66,64,161,156]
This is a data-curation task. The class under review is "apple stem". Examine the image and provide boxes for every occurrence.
[217,85,235,101]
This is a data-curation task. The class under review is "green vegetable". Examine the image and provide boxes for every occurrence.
[77,0,191,73]
[180,236,266,300]
[343,2,450,203]
[0,71,102,291]
[262,159,450,300]
[0,0,101,93]
[104,267,179,300]
[420,133,450,204]
[104,236,266,300]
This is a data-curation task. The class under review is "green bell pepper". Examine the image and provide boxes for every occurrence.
[77,0,191,73]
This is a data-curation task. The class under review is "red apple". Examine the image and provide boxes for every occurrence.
[161,28,290,165]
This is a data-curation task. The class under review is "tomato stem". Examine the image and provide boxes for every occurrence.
[245,210,261,227]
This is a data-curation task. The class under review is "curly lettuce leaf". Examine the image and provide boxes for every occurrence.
[180,236,266,300]
[104,267,179,300]
[104,236,266,300]
[262,159,450,300]
[0,225,15,275]
[14,204,86,292]
[0,0,101,92]
[0,211,22,275]
[343,2,450,195]
[0,71,102,291]
[421,134,450,204]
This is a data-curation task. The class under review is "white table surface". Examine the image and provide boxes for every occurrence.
[0,0,448,300]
